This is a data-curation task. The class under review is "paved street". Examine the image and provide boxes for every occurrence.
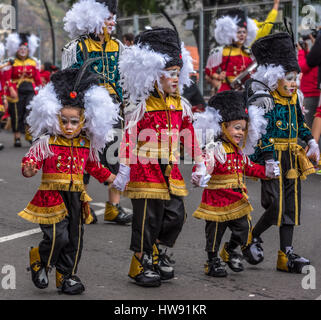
[0,129,320,301]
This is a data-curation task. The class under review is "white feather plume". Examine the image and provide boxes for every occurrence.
[243,105,267,155]
[5,33,20,57]
[251,64,285,92]
[83,85,120,159]
[214,16,238,46]
[27,34,40,57]
[0,43,5,60]
[179,42,194,92]
[119,44,170,128]
[63,0,112,38]
[193,106,222,148]
[245,18,258,47]
[26,83,62,138]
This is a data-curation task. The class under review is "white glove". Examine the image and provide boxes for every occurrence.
[111,164,130,191]
[306,139,320,163]
[265,160,280,178]
[191,162,211,188]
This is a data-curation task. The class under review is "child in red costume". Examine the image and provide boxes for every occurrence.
[19,66,119,294]
[193,91,279,277]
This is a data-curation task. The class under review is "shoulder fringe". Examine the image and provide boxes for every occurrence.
[62,39,79,69]
[206,46,224,70]
[26,135,54,162]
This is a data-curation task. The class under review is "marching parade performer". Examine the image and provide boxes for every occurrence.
[243,32,320,273]
[62,0,132,224]
[18,65,119,294]
[114,27,207,287]
[193,90,279,277]
[0,42,7,151]
[205,0,280,93]
[4,32,42,147]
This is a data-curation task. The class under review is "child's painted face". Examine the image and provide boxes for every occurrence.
[59,107,84,139]
[17,45,29,58]
[104,14,116,34]
[277,71,298,97]
[224,119,247,145]
[159,66,181,95]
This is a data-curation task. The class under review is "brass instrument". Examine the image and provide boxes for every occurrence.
[230,61,257,91]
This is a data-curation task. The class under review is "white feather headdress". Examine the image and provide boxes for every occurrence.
[63,0,112,39]
[0,43,5,60]
[214,16,258,47]
[5,33,40,57]
[119,42,194,129]
[26,82,119,161]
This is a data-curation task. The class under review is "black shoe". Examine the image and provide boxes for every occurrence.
[153,244,175,281]
[128,254,161,287]
[0,143,4,151]
[14,138,21,147]
[220,242,244,272]
[114,205,133,224]
[205,257,227,277]
[89,208,98,224]
[277,247,310,273]
[60,275,85,295]
[242,237,264,265]
[28,247,49,289]
[104,202,133,225]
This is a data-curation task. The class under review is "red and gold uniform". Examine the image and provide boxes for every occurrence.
[121,90,202,201]
[193,140,267,261]
[120,89,202,254]
[19,135,111,225]
[193,141,266,222]
[206,46,253,93]
[4,57,42,134]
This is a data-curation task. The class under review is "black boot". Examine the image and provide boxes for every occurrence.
[60,274,85,295]
[220,242,244,272]
[128,253,161,287]
[204,257,227,277]
[89,207,98,224]
[0,143,4,151]
[277,247,310,273]
[242,236,264,265]
[28,247,49,289]
[104,202,133,225]
[153,244,175,281]
[14,138,21,147]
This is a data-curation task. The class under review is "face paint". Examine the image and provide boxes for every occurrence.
[159,67,181,95]
[59,107,84,139]
[17,45,28,58]
[104,14,116,34]
[277,71,298,97]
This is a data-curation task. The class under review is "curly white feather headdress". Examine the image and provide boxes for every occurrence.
[26,66,120,161]
[119,27,194,129]
[63,0,116,39]
[5,33,40,57]
[214,10,258,47]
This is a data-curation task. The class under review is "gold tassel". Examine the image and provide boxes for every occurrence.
[80,191,92,202]
[286,168,299,179]
[165,164,172,177]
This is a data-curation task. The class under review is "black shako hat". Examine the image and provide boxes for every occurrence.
[208,91,248,123]
[19,33,30,46]
[222,9,247,28]
[51,67,99,108]
[96,0,118,14]
[251,32,300,73]
[134,27,183,68]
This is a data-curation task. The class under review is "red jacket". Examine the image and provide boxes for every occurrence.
[193,141,266,222]
[298,49,320,97]
[18,135,111,225]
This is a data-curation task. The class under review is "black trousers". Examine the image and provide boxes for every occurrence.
[8,87,34,133]
[258,150,301,227]
[38,192,84,275]
[130,194,186,254]
[205,215,252,254]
